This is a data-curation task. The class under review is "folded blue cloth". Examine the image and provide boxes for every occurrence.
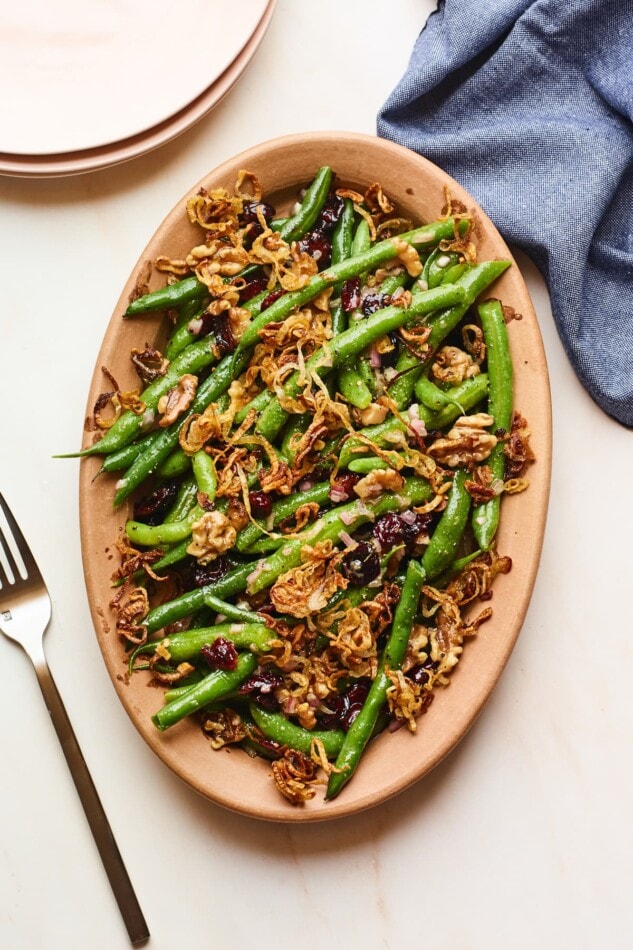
[378,0,633,426]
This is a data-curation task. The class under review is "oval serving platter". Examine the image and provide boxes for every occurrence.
[79,131,551,822]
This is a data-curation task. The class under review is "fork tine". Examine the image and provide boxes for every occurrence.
[0,493,39,581]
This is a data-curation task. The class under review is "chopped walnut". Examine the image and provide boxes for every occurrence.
[432,345,481,385]
[353,468,405,500]
[358,402,389,426]
[428,413,497,467]
[187,510,236,564]
[391,237,423,277]
[227,306,251,341]
[158,374,198,428]
[187,240,250,283]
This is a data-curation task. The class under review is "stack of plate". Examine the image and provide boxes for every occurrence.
[0,0,276,177]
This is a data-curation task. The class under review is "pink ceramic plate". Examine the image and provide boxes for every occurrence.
[79,132,551,822]
[0,0,268,155]
[0,0,276,179]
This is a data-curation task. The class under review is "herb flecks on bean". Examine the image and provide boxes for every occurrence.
[75,166,534,805]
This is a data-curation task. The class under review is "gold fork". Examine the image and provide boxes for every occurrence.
[0,492,149,946]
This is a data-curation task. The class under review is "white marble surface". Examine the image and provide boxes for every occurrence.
[1,2,631,948]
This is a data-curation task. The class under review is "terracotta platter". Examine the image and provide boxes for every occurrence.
[79,132,551,822]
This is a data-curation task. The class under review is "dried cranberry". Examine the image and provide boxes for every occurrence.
[239,275,269,302]
[373,512,406,552]
[361,292,391,316]
[402,512,433,552]
[133,482,178,526]
[261,289,284,310]
[407,664,431,687]
[248,491,272,517]
[329,473,362,501]
[188,557,230,589]
[239,668,284,710]
[315,193,344,233]
[201,637,238,671]
[341,541,380,586]
[341,277,362,312]
[214,313,236,355]
[320,679,371,730]
[298,229,331,267]
[240,200,276,225]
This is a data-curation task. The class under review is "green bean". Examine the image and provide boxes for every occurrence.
[126,505,201,547]
[472,299,513,550]
[330,199,357,340]
[164,475,197,523]
[424,248,461,289]
[423,373,489,430]
[99,430,161,474]
[152,652,258,731]
[236,217,469,353]
[336,216,375,408]
[165,298,206,359]
[250,704,344,758]
[149,623,276,663]
[441,261,470,284]
[125,276,207,317]
[326,559,425,799]
[200,594,266,624]
[278,166,333,243]
[192,450,217,500]
[155,447,191,479]
[414,373,464,413]
[347,457,392,473]
[145,561,257,634]
[422,469,471,579]
[331,200,356,273]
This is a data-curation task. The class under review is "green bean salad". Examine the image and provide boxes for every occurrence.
[75,166,534,804]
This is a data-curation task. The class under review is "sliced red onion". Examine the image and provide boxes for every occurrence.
[299,478,314,491]
[339,510,356,525]
[401,509,418,524]
[329,489,347,504]
[338,530,356,548]
[369,345,382,368]
[188,317,203,334]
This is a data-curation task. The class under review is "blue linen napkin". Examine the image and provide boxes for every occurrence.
[377,0,633,426]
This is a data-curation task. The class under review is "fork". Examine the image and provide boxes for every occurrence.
[0,493,149,946]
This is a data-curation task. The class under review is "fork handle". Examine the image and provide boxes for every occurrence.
[33,660,150,946]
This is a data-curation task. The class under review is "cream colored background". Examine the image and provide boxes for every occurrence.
[1,1,630,947]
